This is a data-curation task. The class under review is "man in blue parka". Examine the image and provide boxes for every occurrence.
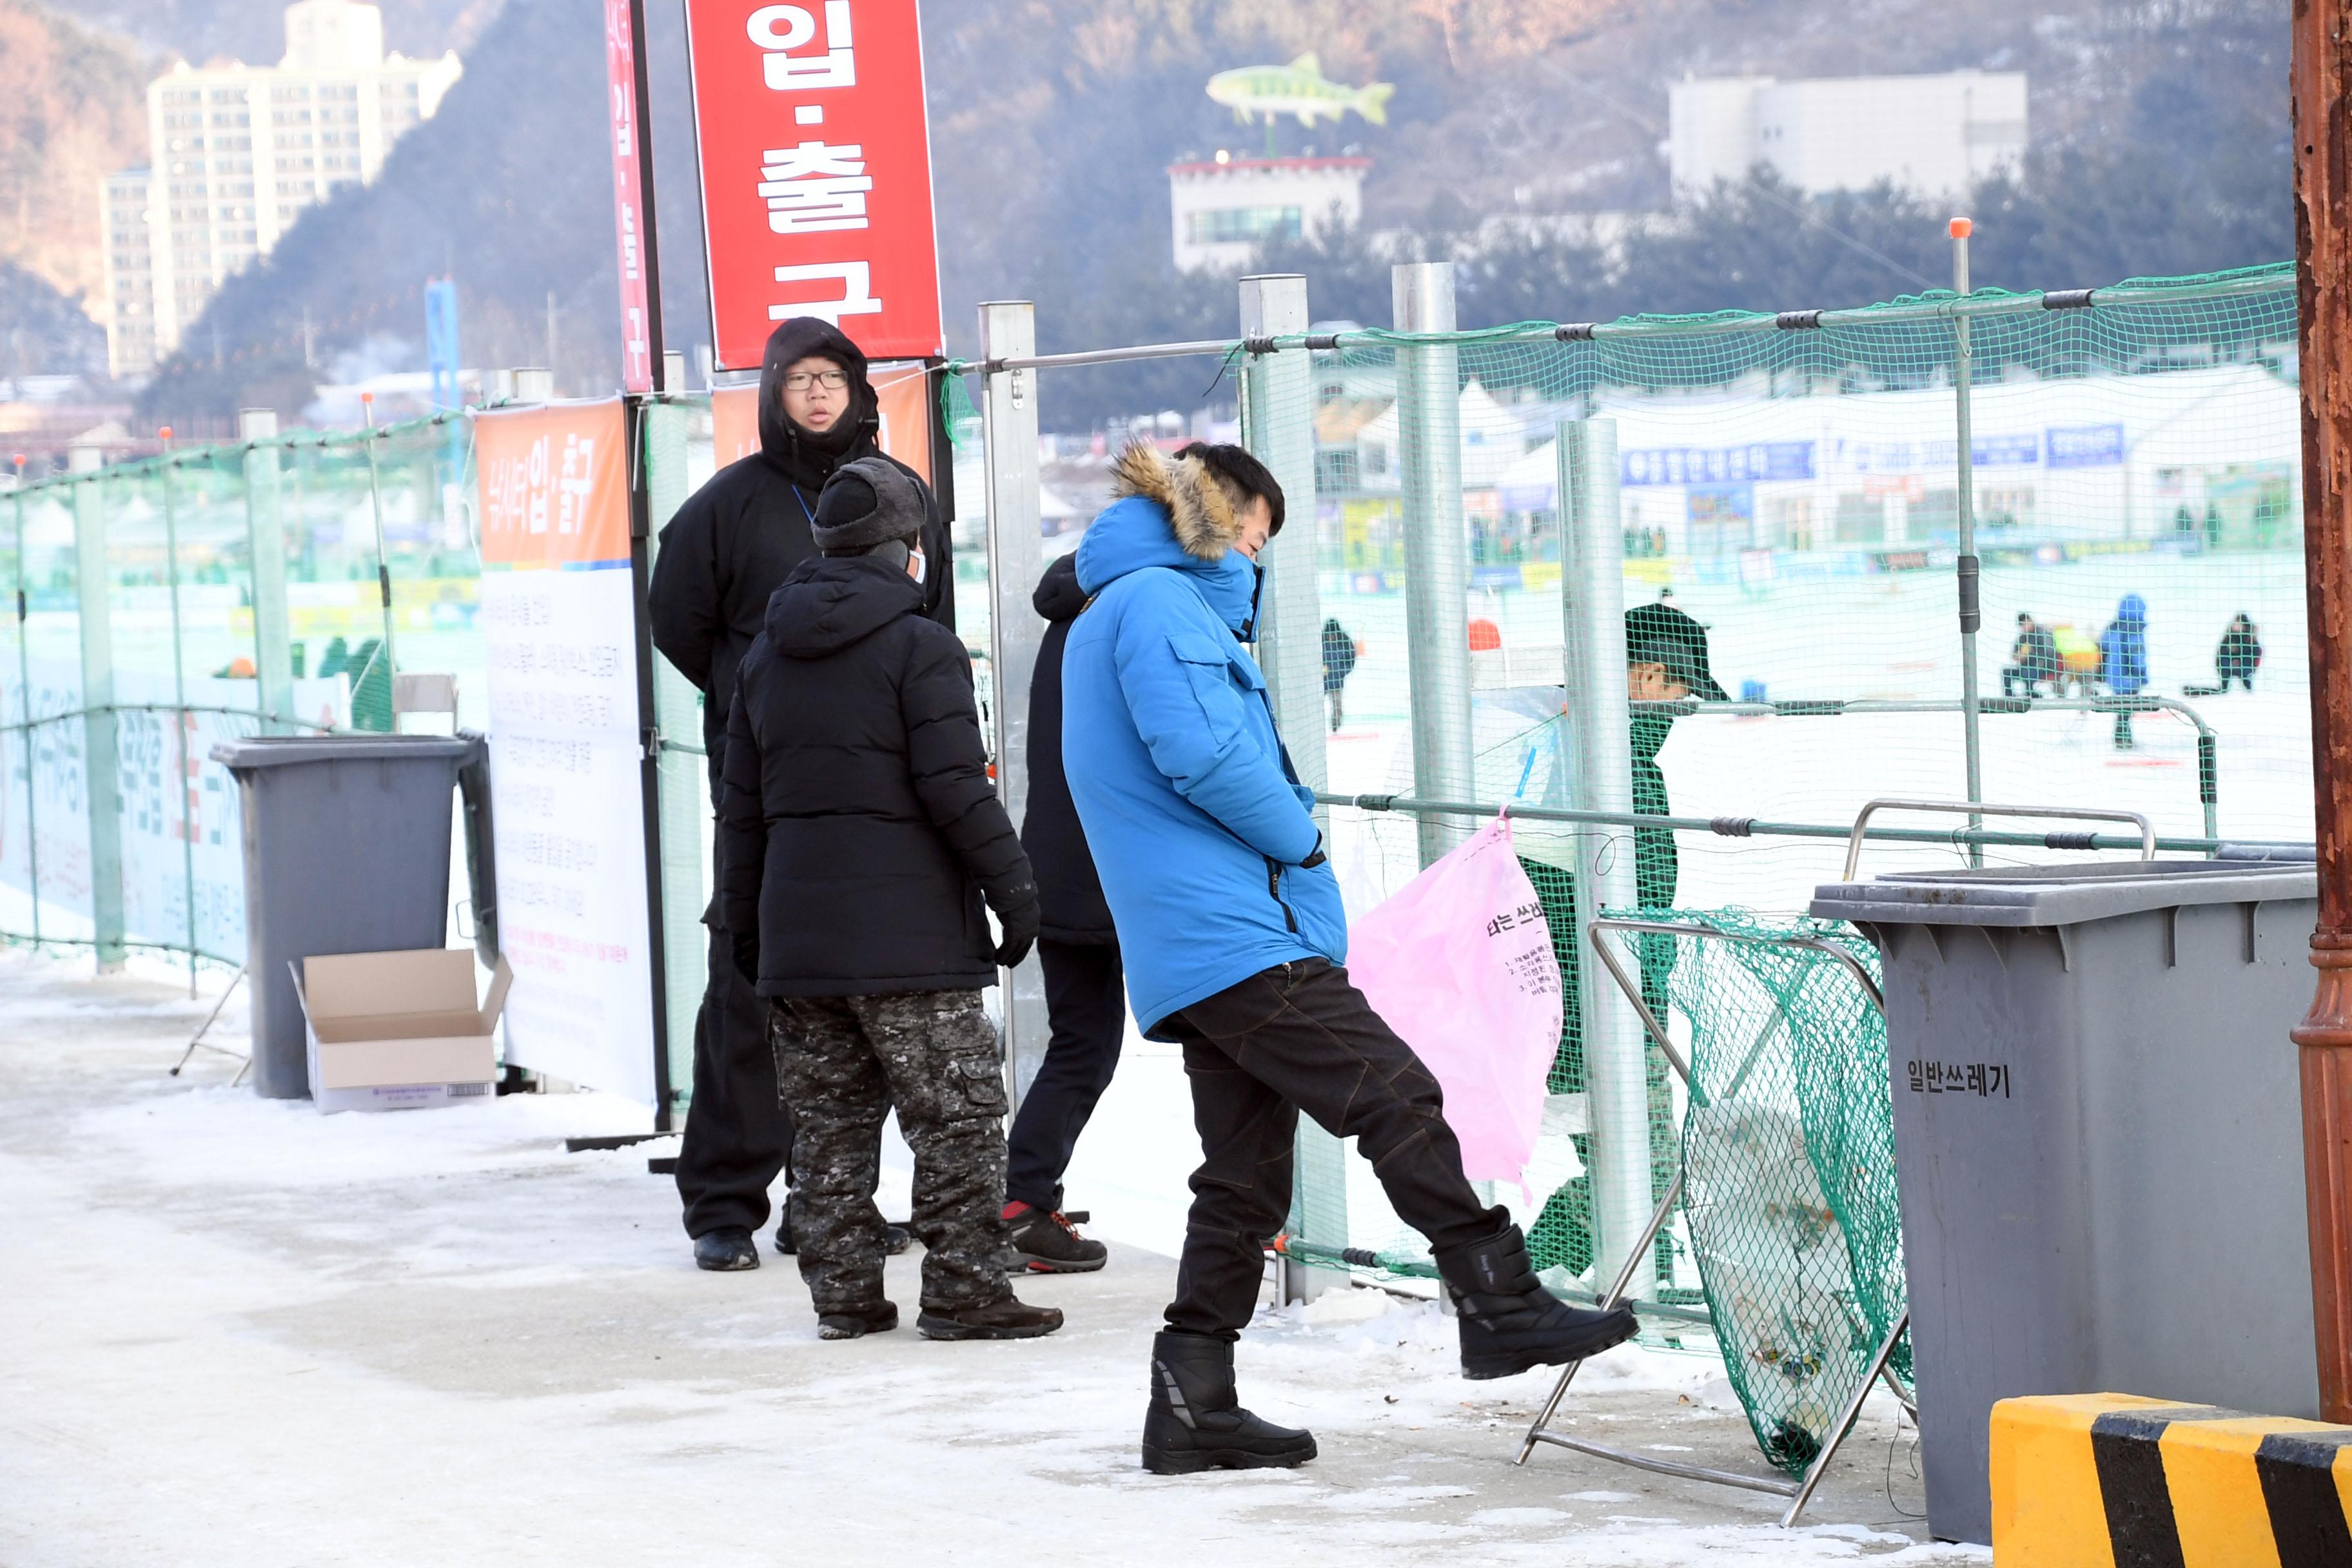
[1061,442,1636,1477]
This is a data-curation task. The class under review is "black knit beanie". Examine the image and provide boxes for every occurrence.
[812,456,926,555]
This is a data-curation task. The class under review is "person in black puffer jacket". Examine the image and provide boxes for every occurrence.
[1001,553,1122,1275]
[718,456,1059,1344]
[649,316,951,1272]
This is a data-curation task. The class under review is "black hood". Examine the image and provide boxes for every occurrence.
[1032,552,1088,622]
[757,317,880,489]
[765,555,922,658]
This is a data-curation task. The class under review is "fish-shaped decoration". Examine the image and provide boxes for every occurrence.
[1206,54,1394,128]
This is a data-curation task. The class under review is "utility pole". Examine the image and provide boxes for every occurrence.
[545,289,559,391]
[2290,0,2352,1426]
[300,306,315,369]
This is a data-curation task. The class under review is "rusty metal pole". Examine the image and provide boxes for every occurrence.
[2291,0,2352,1425]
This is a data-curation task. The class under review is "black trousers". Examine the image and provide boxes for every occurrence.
[1004,937,1126,1213]
[1159,957,1500,1339]
[675,911,795,1238]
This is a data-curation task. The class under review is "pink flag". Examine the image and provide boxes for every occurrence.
[1346,814,1563,1199]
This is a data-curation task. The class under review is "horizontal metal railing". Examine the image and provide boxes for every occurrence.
[1314,790,2297,860]
[938,267,2293,377]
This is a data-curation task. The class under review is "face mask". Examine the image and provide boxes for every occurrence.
[908,548,927,585]
[1239,560,1264,643]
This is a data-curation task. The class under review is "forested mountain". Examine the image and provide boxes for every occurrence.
[0,260,108,375]
[0,0,150,308]
[101,0,2289,431]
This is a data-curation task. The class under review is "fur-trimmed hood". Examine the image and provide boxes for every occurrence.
[1108,442,1243,560]
[1075,444,1259,634]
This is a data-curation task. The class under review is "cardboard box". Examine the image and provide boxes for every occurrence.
[290,950,511,1114]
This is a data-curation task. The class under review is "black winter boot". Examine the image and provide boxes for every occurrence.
[1005,1203,1108,1273]
[1141,1331,1317,1475]
[1434,1222,1639,1381]
[694,1227,760,1271]
[816,1302,899,1341]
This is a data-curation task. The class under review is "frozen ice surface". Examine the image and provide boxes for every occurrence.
[0,948,1984,1567]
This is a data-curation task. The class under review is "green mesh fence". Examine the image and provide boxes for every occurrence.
[0,412,480,977]
[1265,266,2302,1308]
[1292,267,2303,896]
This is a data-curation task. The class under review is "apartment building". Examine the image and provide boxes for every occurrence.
[101,0,461,377]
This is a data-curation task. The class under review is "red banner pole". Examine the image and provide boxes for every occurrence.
[606,0,667,393]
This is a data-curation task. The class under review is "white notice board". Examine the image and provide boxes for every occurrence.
[476,401,658,1106]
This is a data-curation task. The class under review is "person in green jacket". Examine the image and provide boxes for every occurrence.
[1529,602,1727,1286]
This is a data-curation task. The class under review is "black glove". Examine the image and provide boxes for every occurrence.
[1300,832,1328,870]
[992,894,1041,970]
[731,928,760,988]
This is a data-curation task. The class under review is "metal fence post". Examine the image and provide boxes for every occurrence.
[1240,272,1346,1302]
[159,451,197,991]
[69,446,124,970]
[239,410,293,730]
[1393,262,1475,867]
[643,398,706,1124]
[979,301,1050,1106]
[1240,275,1327,785]
[358,398,398,708]
[10,484,36,944]
[1559,418,1654,1303]
[1950,220,1985,864]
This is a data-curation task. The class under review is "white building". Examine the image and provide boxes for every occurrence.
[100,0,462,377]
[1668,71,2028,202]
[1168,155,1369,273]
[1473,364,2299,556]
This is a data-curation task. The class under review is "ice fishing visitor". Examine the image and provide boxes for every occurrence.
[1059,442,1636,1475]
[2003,612,2061,698]
[1531,601,1726,1286]
[2218,612,2263,692]
[1000,551,1118,1274]
[1320,615,1357,732]
[716,456,1059,1343]
[649,316,952,1274]
[2100,593,2151,749]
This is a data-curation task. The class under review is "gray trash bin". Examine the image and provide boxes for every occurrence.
[211,734,484,1100]
[1810,859,2320,1544]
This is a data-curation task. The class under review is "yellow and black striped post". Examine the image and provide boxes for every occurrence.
[1992,1394,2352,1565]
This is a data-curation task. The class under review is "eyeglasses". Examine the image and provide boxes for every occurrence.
[781,369,850,391]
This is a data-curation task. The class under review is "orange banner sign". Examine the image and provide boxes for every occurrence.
[476,400,632,568]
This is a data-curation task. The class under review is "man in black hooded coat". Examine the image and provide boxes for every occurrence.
[999,553,1121,1273]
[649,317,953,1271]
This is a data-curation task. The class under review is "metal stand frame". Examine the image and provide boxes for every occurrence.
[1513,917,1914,1528]
[168,966,249,1085]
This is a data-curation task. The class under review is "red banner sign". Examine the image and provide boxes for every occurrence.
[605,0,655,393]
[681,0,944,371]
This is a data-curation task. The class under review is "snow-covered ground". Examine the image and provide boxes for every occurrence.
[0,948,1982,1567]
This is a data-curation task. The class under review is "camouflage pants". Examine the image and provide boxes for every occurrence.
[772,990,1014,1316]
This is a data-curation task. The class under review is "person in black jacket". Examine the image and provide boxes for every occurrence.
[649,316,951,1273]
[1321,616,1357,732]
[2002,612,2061,698]
[1001,553,1120,1273]
[719,456,1057,1342]
[2217,612,2263,691]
